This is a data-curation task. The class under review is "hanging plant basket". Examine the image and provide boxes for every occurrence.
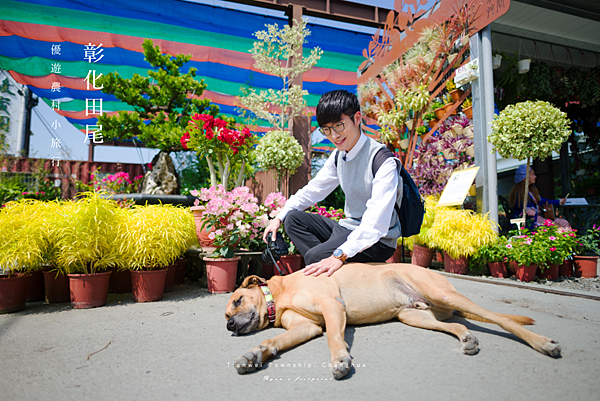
[493,54,502,69]
[518,58,531,74]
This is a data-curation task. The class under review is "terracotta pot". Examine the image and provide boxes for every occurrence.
[108,268,132,293]
[261,262,275,279]
[68,271,112,309]
[164,264,177,293]
[508,261,517,276]
[434,106,446,120]
[443,103,455,116]
[428,117,439,127]
[538,263,559,280]
[386,246,403,263]
[174,259,187,285]
[443,252,469,274]
[280,255,303,273]
[463,106,473,119]
[515,264,537,282]
[0,274,32,313]
[558,259,573,277]
[488,262,507,278]
[27,269,45,302]
[573,256,598,278]
[190,206,215,248]
[43,271,70,303]
[131,269,168,302]
[204,257,240,294]
[411,244,435,268]
[450,89,464,102]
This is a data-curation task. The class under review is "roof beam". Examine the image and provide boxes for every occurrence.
[215,0,392,28]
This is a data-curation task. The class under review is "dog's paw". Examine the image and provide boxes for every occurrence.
[331,356,352,380]
[537,338,561,358]
[460,332,479,355]
[234,347,264,375]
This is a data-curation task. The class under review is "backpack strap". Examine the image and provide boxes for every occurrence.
[334,149,340,168]
[372,147,401,216]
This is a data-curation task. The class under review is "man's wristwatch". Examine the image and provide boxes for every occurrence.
[333,248,347,263]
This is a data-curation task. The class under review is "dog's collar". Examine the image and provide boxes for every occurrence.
[259,283,276,323]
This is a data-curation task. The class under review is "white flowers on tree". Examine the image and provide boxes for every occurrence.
[256,130,304,192]
[489,100,571,218]
[239,18,323,130]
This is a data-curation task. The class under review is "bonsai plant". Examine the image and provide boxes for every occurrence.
[119,204,196,301]
[489,101,571,222]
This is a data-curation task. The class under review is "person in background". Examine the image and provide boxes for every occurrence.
[508,165,571,230]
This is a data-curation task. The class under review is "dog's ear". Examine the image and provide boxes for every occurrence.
[240,275,267,288]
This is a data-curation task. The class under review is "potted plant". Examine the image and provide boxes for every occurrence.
[424,111,438,128]
[423,207,497,274]
[556,230,579,277]
[195,186,261,293]
[442,93,455,116]
[489,101,571,223]
[409,196,438,268]
[255,130,305,192]
[119,204,196,301]
[432,100,446,120]
[574,225,599,278]
[0,199,46,313]
[462,97,473,119]
[476,236,510,277]
[446,79,464,102]
[52,192,122,308]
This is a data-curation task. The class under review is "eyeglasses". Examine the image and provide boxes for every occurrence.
[320,113,357,137]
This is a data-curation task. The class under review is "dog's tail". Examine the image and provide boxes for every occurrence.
[455,311,535,325]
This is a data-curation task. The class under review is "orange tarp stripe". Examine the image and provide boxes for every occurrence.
[0,20,356,85]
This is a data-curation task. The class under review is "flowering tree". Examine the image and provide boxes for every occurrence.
[182,114,256,189]
[490,101,571,220]
[238,19,322,130]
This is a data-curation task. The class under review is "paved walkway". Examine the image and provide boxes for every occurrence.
[1,274,599,401]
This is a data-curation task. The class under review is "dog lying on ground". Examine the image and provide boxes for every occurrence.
[225,263,561,379]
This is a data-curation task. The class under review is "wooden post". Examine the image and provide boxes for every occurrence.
[287,4,311,195]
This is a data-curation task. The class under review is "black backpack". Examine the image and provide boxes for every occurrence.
[335,147,425,237]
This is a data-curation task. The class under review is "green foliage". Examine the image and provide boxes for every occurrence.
[431,101,444,110]
[119,204,197,269]
[578,226,600,256]
[174,152,212,195]
[489,100,571,160]
[52,192,123,274]
[0,199,47,273]
[462,97,472,108]
[256,130,304,191]
[97,39,219,152]
[476,236,511,264]
[0,175,25,206]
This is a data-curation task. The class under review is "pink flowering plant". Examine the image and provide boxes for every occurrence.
[308,205,345,221]
[182,113,257,189]
[88,167,143,194]
[191,185,261,258]
[507,220,574,270]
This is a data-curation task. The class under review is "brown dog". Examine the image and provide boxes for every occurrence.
[225,263,561,379]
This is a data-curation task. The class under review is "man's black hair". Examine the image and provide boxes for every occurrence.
[316,90,360,127]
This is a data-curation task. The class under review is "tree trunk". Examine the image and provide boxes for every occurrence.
[522,157,531,223]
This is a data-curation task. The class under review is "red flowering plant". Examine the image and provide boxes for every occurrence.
[182,113,257,189]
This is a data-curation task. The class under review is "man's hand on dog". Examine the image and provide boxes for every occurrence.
[302,256,343,277]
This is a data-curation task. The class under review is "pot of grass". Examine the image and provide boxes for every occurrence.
[119,204,196,302]
[0,200,50,312]
[52,192,123,309]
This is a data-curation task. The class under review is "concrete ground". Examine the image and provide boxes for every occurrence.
[1,273,599,401]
